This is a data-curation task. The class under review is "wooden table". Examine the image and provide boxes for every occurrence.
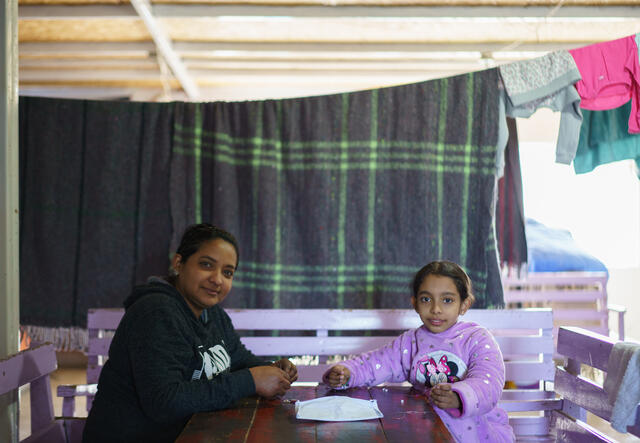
[176,384,454,442]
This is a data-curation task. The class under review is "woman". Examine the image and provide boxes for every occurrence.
[83,223,297,442]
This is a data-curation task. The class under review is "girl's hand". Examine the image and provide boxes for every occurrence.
[429,383,462,410]
[273,358,298,383]
[324,364,351,388]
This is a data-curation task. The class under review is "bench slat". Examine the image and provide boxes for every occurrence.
[505,361,554,382]
[552,310,607,321]
[503,272,607,286]
[551,411,614,442]
[504,290,605,303]
[239,335,553,357]
[0,344,58,396]
[500,390,556,401]
[496,336,554,355]
[554,367,611,423]
[88,337,111,356]
[499,398,561,412]
[508,416,551,437]
[88,308,127,330]
[226,308,554,330]
[57,384,98,397]
[556,327,615,372]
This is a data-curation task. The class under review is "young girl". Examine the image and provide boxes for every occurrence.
[323,260,515,442]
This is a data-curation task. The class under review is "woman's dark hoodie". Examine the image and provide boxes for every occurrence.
[82,278,269,443]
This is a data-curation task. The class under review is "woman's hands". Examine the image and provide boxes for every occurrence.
[248,359,297,398]
[249,366,291,398]
[273,358,298,383]
[324,364,351,388]
[429,383,462,411]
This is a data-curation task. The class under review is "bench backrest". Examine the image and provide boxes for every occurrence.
[0,343,81,443]
[553,326,640,441]
[87,307,554,384]
[227,308,555,386]
[503,272,609,338]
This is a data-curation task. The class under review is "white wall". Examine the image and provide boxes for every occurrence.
[517,110,640,342]
[608,268,640,342]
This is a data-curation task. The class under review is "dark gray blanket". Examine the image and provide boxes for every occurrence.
[19,70,504,340]
[19,97,174,328]
[170,69,504,310]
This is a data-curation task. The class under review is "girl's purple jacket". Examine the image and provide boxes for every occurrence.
[323,321,515,442]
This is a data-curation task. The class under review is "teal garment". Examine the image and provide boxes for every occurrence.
[574,100,640,176]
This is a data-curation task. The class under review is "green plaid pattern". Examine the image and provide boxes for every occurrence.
[170,70,504,309]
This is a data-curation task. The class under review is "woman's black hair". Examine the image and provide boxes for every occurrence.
[411,260,475,306]
[175,223,239,267]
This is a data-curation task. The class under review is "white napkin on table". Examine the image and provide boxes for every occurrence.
[295,396,384,422]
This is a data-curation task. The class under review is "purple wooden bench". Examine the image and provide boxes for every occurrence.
[0,343,84,443]
[552,326,640,441]
[58,307,556,439]
[54,308,640,441]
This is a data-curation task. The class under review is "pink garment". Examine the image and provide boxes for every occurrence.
[323,321,515,442]
[569,34,640,133]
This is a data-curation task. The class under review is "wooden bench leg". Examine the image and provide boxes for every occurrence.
[62,396,76,417]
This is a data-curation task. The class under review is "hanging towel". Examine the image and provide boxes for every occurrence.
[569,33,640,133]
[603,341,640,433]
[574,101,640,175]
[170,69,505,310]
[496,118,527,276]
[499,50,582,165]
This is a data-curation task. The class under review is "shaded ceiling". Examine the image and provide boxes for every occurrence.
[18,0,640,101]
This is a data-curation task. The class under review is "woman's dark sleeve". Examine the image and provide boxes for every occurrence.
[125,302,258,423]
[217,307,273,370]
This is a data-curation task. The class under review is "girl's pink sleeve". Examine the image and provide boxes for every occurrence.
[322,330,415,388]
[447,327,506,418]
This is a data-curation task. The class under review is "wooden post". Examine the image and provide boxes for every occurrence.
[0,0,20,441]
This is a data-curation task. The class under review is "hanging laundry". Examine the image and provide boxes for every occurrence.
[496,118,528,277]
[569,33,640,133]
[499,50,582,165]
[574,100,640,176]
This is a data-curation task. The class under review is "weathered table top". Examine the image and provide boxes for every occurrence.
[176,384,454,442]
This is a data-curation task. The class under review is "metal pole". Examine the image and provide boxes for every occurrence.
[0,0,20,440]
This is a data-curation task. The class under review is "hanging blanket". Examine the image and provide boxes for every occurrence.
[19,97,174,346]
[170,69,505,309]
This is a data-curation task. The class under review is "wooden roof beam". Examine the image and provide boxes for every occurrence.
[16,0,640,6]
[18,3,640,18]
[18,17,640,44]
[129,0,199,99]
